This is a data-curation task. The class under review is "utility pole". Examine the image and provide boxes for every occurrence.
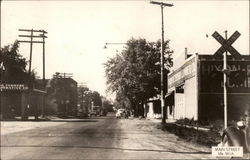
[18,29,48,119]
[0,62,6,119]
[29,29,33,75]
[150,1,173,124]
[223,30,228,129]
[41,30,47,117]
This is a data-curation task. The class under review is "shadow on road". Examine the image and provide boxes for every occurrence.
[1,119,98,122]
[88,116,116,120]
[50,119,98,122]
[1,144,211,154]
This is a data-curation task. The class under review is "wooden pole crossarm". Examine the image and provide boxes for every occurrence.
[150,1,174,7]
[105,43,127,45]
[19,35,48,38]
[19,29,47,33]
[104,43,127,49]
[18,40,44,43]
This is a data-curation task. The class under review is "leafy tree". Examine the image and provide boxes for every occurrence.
[91,91,102,106]
[78,85,90,103]
[101,97,114,112]
[104,38,173,117]
[46,76,78,116]
[0,40,34,83]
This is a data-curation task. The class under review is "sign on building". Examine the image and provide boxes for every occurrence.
[0,84,28,91]
[168,56,196,89]
[200,59,250,93]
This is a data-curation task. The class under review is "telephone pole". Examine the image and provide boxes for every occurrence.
[150,1,173,124]
[0,62,6,119]
[41,30,47,117]
[223,30,228,129]
[18,29,48,119]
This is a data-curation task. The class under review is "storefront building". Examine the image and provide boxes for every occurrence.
[0,84,46,119]
[167,54,250,121]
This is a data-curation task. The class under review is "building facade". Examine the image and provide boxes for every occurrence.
[0,83,46,119]
[166,54,250,121]
[49,77,78,117]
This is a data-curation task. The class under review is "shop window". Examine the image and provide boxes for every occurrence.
[176,84,184,93]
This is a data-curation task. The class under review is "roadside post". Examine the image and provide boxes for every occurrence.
[150,1,173,124]
[212,30,241,129]
[0,62,5,119]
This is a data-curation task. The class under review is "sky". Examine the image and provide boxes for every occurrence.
[1,0,249,98]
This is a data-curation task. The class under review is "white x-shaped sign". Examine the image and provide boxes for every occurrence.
[212,31,241,58]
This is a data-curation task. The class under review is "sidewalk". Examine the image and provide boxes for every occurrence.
[148,117,176,123]
[0,116,66,135]
[1,116,50,122]
[0,116,93,135]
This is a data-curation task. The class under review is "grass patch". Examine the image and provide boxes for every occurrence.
[158,123,221,147]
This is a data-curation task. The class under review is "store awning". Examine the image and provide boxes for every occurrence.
[165,91,175,106]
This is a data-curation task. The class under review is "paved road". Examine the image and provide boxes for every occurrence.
[1,114,212,159]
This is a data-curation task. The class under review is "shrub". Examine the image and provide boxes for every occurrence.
[161,123,221,147]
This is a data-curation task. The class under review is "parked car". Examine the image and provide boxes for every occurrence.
[89,110,97,117]
[219,105,250,154]
[116,109,125,118]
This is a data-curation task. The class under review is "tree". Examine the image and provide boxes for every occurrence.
[46,76,78,116]
[104,38,173,117]
[0,40,34,83]
[102,97,114,112]
[91,91,102,106]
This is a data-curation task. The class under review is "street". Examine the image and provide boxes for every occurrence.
[1,1,249,159]
[1,113,212,159]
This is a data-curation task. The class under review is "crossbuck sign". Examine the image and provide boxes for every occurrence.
[212,31,241,58]
[212,30,242,129]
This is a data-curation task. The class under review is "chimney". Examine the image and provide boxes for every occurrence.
[184,48,188,59]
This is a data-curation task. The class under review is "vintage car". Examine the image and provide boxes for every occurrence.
[116,109,125,118]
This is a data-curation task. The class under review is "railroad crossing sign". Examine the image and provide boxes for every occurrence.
[212,31,241,58]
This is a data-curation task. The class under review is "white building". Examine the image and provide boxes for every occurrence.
[147,53,250,122]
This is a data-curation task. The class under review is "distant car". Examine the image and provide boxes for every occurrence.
[116,109,125,118]
[116,112,121,118]
[89,111,97,117]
